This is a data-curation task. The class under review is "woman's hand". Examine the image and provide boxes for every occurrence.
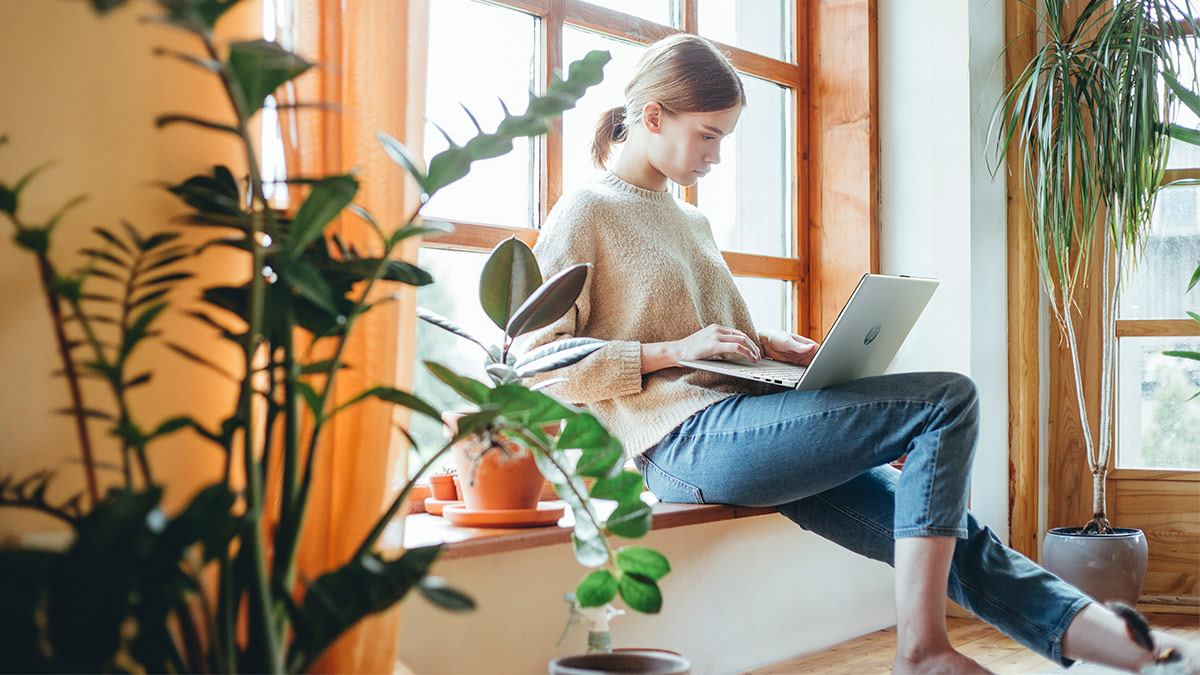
[641,324,761,373]
[759,329,820,366]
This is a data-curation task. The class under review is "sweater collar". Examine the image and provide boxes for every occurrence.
[601,172,678,207]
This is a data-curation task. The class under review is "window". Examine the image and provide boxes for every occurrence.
[410,0,802,473]
[1115,36,1200,471]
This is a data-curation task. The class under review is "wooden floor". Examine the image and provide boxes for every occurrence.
[745,612,1199,674]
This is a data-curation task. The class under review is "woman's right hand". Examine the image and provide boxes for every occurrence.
[641,324,760,374]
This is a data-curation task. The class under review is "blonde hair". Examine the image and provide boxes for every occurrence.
[591,34,746,169]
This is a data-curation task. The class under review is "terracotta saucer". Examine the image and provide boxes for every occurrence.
[441,502,565,528]
[424,497,463,516]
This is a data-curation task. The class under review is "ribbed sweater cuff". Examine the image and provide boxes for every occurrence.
[608,340,644,398]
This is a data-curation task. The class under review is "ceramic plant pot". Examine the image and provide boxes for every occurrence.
[549,650,691,675]
[1042,527,1148,606]
[443,411,546,511]
[428,474,459,501]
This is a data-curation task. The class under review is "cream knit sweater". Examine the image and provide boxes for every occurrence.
[521,172,772,459]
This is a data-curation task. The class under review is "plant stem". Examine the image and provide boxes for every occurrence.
[355,438,455,558]
[35,255,100,507]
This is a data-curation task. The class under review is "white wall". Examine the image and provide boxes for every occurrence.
[878,0,1010,540]
[399,517,897,674]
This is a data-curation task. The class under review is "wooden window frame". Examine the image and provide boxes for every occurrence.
[414,0,811,333]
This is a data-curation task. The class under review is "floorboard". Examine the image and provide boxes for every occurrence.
[743,612,1196,674]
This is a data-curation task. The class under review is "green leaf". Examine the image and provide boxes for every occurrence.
[331,386,441,422]
[159,0,244,29]
[416,307,491,357]
[300,359,346,375]
[1163,71,1200,120]
[514,337,604,376]
[571,532,609,568]
[273,255,339,315]
[151,416,194,439]
[605,500,652,539]
[13,226,50,254]
[575,438,624,479]
[226,40,312,116]
[590,472,644,503]
[416,576,475,612]
[479,237,542,331]
[575,569,618,607]
[557,414,608,450]
[1187,263,1200,294]
[617,572,662,614]
[1168,123,1200,147]
[425,361,490,404]
[289,175,358,253]
[615,546,670,581]
[295,380,323,417]
[121,301,168,361]
[1163,350,1200,361]
[155,114,240,136]
[91,227,132,256]
[388,219,453,247]
[0,183,15,216]
[505,263,590,339]
[376,131,426,188]
[287,546,442,673]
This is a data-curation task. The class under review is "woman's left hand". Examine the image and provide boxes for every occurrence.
[759,329,820,366]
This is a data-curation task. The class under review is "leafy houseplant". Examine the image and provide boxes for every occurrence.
[417,237,673,614]
[0,0,654,670]
[993,0,1199,535]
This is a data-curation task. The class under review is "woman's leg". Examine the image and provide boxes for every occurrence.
[636,372,982,670]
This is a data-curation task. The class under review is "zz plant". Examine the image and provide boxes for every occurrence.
[0,0,660,671]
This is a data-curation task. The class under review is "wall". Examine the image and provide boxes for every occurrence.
[878,0,1010,539]
[0,0,257,541]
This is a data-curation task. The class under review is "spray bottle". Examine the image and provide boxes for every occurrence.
[558,592,625,654]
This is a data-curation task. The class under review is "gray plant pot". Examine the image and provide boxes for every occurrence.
[548,650,691,675]
[1042,527,1148,606]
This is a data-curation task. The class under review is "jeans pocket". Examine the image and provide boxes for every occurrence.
[638,454,705,505]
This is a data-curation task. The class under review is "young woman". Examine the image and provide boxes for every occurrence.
[522,34,1197,674]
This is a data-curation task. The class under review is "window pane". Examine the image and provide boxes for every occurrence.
[409,248,503,477]
[580,0,673,27]
[423,0,536,227]
[733,276,791,333]
[698,0,791,62]
[698,74,792,258]
[1119,186,1200,319]
[562,27,646,198]
[1117,336,1200,470]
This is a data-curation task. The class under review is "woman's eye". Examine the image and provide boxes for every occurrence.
[703,135,716,141]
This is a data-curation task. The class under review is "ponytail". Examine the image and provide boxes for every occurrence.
[591,105,628,169]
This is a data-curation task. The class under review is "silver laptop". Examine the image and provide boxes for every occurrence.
[679,274,938,390]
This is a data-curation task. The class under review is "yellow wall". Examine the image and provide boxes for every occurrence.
[0,0,260,540]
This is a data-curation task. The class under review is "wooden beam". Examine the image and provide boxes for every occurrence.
[420,220,538,253]
[563,0,802,87]
[723,251,803,281]
[1116,319,1200,337]
[1005,0,1042,562]
[807,0,879,341]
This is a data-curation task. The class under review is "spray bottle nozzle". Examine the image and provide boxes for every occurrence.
[558,592,625,654]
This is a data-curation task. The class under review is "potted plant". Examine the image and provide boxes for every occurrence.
[428,466,460,501]
[418,236,605,518]
[992,0,1199,604]
[0,0,665,670]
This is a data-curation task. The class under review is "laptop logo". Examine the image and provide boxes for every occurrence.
[864,323,881,346]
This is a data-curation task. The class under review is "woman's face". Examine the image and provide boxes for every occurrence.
[642,104,742,188]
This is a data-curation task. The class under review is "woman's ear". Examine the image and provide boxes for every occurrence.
[641,101,664,134]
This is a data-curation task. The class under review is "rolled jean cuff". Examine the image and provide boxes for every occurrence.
[1049,595,1093,667]
[894,526,969,539]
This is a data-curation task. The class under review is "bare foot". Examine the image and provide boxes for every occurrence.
[892,648,993,674]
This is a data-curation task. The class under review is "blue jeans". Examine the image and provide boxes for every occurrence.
[633,372,1092,666]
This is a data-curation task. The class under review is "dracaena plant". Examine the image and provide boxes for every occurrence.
[0,0,651,671]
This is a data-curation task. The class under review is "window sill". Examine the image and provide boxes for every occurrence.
[389,496,776,560]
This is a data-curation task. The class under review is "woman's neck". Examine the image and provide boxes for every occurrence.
[611,145,669,192]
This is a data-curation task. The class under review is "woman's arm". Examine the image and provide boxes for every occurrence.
[640,324,762,374]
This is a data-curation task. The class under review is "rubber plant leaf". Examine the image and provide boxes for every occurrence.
[480,237,542,331]
[505,263,590,339]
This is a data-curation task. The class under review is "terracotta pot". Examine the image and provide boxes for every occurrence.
[443,411,546,511]
[1042,527,1148,606]
[549,650,690,675]
[428,474,459,501]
